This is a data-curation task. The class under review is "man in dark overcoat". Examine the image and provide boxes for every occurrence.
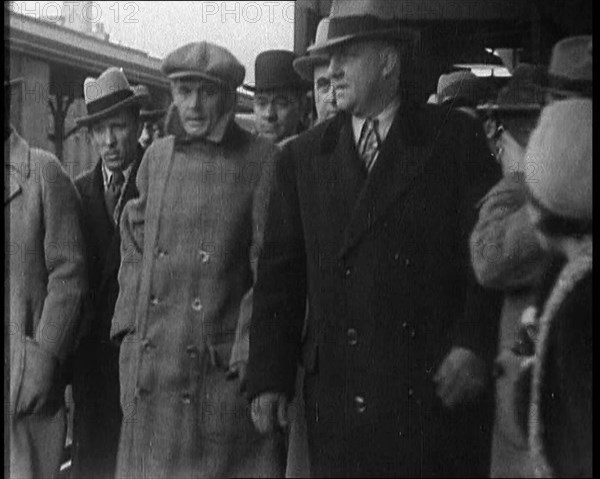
[70,67,146,479]
[246,0,503,477]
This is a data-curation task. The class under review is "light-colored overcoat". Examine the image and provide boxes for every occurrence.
[5,128,87,479]
[111,120,285,478]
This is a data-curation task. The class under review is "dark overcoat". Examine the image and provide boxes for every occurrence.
[246,103,503,477]
[70,148,142,479]
[110,122,286,478]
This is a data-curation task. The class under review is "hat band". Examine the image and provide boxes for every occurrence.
[86,89,134,116]
[548,74,593,98]
[327,15,402,42]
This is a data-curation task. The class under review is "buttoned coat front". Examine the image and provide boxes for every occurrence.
[110,122,285,478]
[246,104,503,477]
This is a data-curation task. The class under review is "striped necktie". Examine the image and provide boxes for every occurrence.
[357,117,381,173]
[104,170,125,222]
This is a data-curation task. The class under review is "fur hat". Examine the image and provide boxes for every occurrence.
[525,99,592,221]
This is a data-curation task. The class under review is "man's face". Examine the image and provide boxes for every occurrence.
[89,108,139,172]
[171,79,227,138]
[313,64,338,122]
[326,40,386,117]
[138,120,163,150]
[253,89,303,142]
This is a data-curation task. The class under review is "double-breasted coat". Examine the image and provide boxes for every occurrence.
[70,148,142,479]
[246,103,503,477]
[110,121,285,478]
[5,128,87,479]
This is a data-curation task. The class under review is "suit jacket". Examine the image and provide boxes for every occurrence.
[70,148,142,479]
[246,103,503,477]
[5,128,87,479]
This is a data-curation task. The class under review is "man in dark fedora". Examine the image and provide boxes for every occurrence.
[293,18,339,125]
[133,84,167,151]
[70,66,146,479]
[245,49,311,143]
[6,75,87,479]
[110,41,285,478]
[246,0,502,476]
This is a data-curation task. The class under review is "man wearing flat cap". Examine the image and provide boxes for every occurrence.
[6,76,87,479]
[246,0,502,476]
[111,41,285,478]
[246,50,311,144]
[70,66,146,479]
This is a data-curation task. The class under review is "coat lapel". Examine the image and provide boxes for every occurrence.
[4,130,31,205]
[338,103,433,258]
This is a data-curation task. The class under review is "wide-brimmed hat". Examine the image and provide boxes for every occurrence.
[293,19,332,82]
[546,35,592,98]
[133,84,166,122]
[477,63,546,114]
[76,67,146,127]
[525,98,592,221]
[243,50,310,92]
[162,41,245,89]
[437,71,491,107]
[307,0,419,54]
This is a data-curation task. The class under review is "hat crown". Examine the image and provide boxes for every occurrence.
[549,35,592,81]
[329,0,398,20]
[83,67,132,105]
[437,71,476,97]
[313,18,331,46]
[250,50,308,91]
[496,63,546,107]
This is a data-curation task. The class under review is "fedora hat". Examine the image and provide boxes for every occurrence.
[437,71,491,107]
[307,0,418,54]
[133,84,166,122]
[76,67,146,127]
[244,50,310,92]
[477,64,546,114]
[546,35,592,98]
[293,19,331,82]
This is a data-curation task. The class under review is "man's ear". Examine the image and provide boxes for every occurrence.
[381,46,400,79]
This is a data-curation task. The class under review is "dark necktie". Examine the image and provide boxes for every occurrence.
[357,118,381,173]
[104,170,124,222]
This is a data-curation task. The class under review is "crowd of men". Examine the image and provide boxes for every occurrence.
[6,0,592,478]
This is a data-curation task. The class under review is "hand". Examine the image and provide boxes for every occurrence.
[250,391,289,434]
[434,347,487,409]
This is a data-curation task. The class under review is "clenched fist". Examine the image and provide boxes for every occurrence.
[250,391,289,434]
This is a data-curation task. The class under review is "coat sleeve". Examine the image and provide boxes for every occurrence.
[111,146,151,343]
[34,152,88,365]
[470,174,550,292]
[229,146,279,369]
[245,142,307,402]
[451,113,504,364]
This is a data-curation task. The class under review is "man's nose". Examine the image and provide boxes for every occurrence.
[102,128,116,146]
[190,89,203,110]
[265,102,277,122]
[327,55,343,81]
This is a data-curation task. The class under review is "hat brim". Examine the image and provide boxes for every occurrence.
[293,55,329,82]
[476,103,542,113]
[307,29,414,54]
[140,109,167,121]
[167,70,235,88]
[76,92,145,127]
[242,81,310,92]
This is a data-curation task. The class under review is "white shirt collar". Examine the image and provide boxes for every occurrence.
[102,162,133,191]
[352,97,401,146]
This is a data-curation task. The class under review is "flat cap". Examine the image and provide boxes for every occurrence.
[161,41,245,88]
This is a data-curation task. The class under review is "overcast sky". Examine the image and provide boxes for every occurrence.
[15,1,295,83]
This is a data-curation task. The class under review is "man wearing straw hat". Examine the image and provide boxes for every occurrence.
[246,0,502,476]
[6,75,87,479]
[110,41,285,478]
[70,66,146,479]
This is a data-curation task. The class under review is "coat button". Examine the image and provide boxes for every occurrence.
[347,328,358,346]
[199,250,210,263]
[410,330,416,339]
[394,252,400,261]
[354,395,366,413]
[149,295,159,306]
[344,267,352,277]
[181,393,192,405]
[402,322,408,329]
[405,258,411,267]
[135,386,149,398]
[186,345,198,358]
[408,388,414,398]
[142,339,153,351]
[192,298,203,311]
[155,247,167,258]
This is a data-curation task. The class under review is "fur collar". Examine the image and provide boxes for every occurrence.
[529,239,593,477]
